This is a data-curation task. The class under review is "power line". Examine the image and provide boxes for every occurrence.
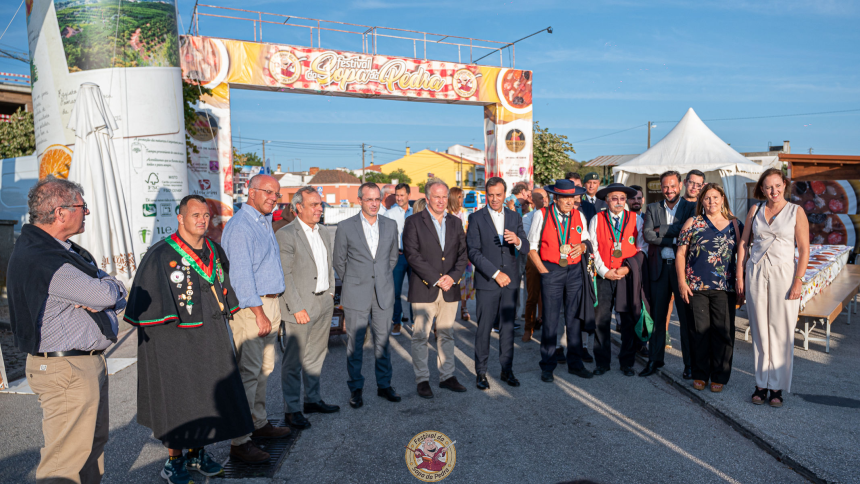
[574,107,860,145]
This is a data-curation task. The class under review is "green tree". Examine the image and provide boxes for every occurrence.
[183,80,213,165]
[0,108,36,159]
[359,168,413,185]
[532,121,576,186]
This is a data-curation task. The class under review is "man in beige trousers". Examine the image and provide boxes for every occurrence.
[221,174,291,463]
[8,177,126,483]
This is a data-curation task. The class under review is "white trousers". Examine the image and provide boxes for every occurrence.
[746,255,800,392]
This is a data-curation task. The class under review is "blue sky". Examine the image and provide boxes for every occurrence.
[2,0,859,170]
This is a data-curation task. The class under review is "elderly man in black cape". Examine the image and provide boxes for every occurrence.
[124,195,257,484]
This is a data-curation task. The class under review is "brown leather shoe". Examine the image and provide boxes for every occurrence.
[417,381,434,399]
[251,422,291,439]
[230,442,270,463]
[439,376,467,393]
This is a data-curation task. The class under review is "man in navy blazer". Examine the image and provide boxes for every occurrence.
[467,177,530,389]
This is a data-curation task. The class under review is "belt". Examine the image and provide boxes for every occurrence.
[39,349,104,357]
[313,290,327,296]
[663,259,676,264]
[262,294,280,298]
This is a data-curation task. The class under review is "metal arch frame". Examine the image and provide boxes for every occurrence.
[190,4,516,67]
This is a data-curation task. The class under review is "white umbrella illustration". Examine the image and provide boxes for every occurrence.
[67,82,136,286]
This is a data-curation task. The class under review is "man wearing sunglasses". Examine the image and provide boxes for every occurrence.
[221,174,291,462]
[8,176,127,483]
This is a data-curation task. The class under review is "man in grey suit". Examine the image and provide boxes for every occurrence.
[333,183,402,409]
[640,170,697,379]
[277,186,340,430]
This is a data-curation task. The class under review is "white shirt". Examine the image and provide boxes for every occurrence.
[585,195,598,205]
[297,217,330,293]
[661,201,680,260]
[588,210,646,278]
[488,206,522,279]
[360,212,380,258]
[527,207,591,260]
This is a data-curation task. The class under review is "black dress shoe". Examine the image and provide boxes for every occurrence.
[581,348,594,363]
[476,373,490,390]
[304,400,340,414]
[638,361,663,377]
[349,389,363,409]
[621,366,635,377]
[540,371,554,382]
[286,411,311,430]
[682,366,693,380]
[500,370,520,387]
[554,347,566,363]
[377,386,402,402]
[568,367,594,379]
[593,366,610,376]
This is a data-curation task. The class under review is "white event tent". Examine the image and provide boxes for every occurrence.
[613,108,764,219]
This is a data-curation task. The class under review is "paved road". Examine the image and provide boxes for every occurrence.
[0,300,805,484]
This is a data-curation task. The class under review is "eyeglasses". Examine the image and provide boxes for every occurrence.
[687,182,704,189]
[252,187,283,199]
[607,197,627,203]
[60,203,89,213]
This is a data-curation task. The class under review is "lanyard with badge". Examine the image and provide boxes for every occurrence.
[604,210,628,258]
[552,204,573,267]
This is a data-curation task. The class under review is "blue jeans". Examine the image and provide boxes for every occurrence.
[392,253,411,323]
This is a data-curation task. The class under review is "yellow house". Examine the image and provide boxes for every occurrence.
[379,148,485,190]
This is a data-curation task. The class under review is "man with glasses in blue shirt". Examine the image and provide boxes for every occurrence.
[221,174,291,463]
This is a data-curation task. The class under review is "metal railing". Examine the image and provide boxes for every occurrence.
[190,5,516,67]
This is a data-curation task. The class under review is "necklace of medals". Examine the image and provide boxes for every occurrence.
[552,204,572,267]
[605,210,628,259]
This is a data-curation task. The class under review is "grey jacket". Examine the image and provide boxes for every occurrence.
[332,213,399,311]
[276,219,336,323]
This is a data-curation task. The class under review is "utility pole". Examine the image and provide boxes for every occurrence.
[647,121,652,149]
[361,143,366,183]
[262,140,266,168]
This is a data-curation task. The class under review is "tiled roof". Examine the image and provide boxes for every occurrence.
[309,169,362,185]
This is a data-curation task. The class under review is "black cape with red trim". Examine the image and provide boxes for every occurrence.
[124,235,252,448]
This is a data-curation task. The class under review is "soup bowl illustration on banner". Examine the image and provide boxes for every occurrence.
[404,431,456,482]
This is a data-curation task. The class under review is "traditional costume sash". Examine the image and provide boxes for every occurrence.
[167,234,216,284]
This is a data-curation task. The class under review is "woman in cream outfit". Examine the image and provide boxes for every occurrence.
[737,168,809,408]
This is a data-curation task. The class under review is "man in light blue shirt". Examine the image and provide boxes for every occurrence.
[381,182,414,334]
[221,174,291,458]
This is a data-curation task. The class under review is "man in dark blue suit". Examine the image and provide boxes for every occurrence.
[467,177,529,390]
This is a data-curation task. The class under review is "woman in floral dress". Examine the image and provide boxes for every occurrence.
[676,184,740,393]
[448,187,474,321]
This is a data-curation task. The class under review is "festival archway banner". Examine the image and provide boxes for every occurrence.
[181,35,534,224]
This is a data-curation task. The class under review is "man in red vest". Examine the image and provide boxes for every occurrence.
[527,179,596,382]
[588,183,646,376]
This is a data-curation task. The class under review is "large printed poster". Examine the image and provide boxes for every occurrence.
[180,36,534,191]
[27,0,188,285]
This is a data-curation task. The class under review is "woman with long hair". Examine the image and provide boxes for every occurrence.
[737,168,809,407]
[676,184,740,392]
[448,187,474,321]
